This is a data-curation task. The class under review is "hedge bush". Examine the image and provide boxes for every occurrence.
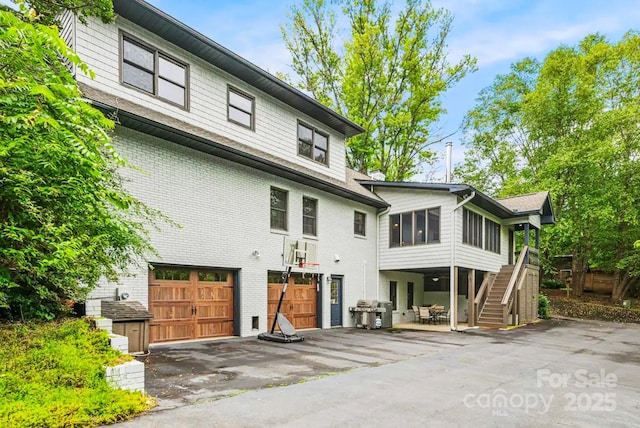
[541,278,564,289]
[538,294,550,319]
[0,319,153,427]
[549,298,640,324]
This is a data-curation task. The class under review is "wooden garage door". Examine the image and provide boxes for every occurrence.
[267,273,317,330]
[149,268,234,343]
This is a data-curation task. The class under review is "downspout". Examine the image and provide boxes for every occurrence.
[363,260,367,299]
[450,191,475,331]
[376,206,391,300]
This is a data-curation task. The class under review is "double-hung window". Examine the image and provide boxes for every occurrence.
[462,208,483,248]
[298,122,329,165]
[228,86,254,129]
[354,211,366,236]
[302,197,317,236]
[485,218,501,253]
[121,34,188,108]
[389,207,441,247]
[270,188,288,231]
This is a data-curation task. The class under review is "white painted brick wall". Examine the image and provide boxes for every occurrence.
[90,128,378,336]
[72,15,347,183]
[85,298,102,317]
[105,360,145,392]
[94,317,112,333]
[109,333,129,354]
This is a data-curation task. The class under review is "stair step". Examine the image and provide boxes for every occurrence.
[478,323,505,328]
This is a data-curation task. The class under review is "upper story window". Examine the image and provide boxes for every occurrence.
[485,218,501,253]
[298,122,329,165]
[390,208,440,247]
[354,211,366,236]
[462,208,483,248]
[228,86,255,129]
[302,197,317,236]
[121,34,188,108]
[270,187,288,231]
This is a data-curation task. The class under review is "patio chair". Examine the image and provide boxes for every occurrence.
[412,305,420,323]
[418,306,432,324]
[436,309,450,324]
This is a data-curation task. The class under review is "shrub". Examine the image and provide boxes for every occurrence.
[0,319,153,427]
[538,294,550,319]
[541,278,564,289]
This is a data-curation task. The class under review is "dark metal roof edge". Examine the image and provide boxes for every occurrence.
[454,186,515,219]
[361,181,524,219]
[92,101,387,209]
[357,181,469,192]
[113,0,364,137]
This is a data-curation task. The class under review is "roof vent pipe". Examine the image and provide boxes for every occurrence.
[445,141,453,183]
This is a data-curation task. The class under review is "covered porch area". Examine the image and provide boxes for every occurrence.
[379,267,489,331]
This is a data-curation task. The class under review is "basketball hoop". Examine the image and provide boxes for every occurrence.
[298,262,320,278]
[298,262,319,268]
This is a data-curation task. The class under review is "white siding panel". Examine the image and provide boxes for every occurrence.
[89,128,377,336]
[73,17,347,182]
[377,189,456,270]
[455,206,510,272]
[376,188,511,273]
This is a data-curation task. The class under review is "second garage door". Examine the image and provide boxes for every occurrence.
[149,267,234,343]
[267,272,317,330]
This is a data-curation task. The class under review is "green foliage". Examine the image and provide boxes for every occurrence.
[538,294,550,319]
[0,319,153,427]
[11,0,114,25]
[0,9,164,320]
[281,0,476,180]
[541,278,564,289]
[549,297,640,324]
[458,32,640,299]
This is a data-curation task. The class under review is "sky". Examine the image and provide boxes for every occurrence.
[7,0,638,180]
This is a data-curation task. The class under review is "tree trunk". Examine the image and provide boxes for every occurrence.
[612,269,631,302]
[571,255,588,297]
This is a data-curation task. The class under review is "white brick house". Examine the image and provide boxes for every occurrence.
[65,0,554,342]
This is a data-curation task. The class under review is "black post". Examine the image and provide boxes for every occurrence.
[270,266,292,334]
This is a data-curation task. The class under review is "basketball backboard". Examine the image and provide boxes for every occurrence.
[283,238,318,272]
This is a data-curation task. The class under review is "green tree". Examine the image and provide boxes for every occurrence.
[7,0,113,25]
[458,32,640,300]
[0,5,164,320]
[281,0,476,181]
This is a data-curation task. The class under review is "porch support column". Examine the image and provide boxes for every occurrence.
[535,228,540,250]
[468,269,476,327]
[524,223,531,265]
[452,266,459,330]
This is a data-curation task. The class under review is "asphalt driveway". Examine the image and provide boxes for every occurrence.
[139,327,477,410]
[115,319,640,427]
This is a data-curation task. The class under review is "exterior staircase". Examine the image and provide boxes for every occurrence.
[477,265,515,328]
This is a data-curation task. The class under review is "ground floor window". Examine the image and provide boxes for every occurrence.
[390,281,397,310]
[407,282,414,309]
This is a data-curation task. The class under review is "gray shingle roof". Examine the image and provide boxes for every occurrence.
[101,300,154,321]
[496,191,550,214]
